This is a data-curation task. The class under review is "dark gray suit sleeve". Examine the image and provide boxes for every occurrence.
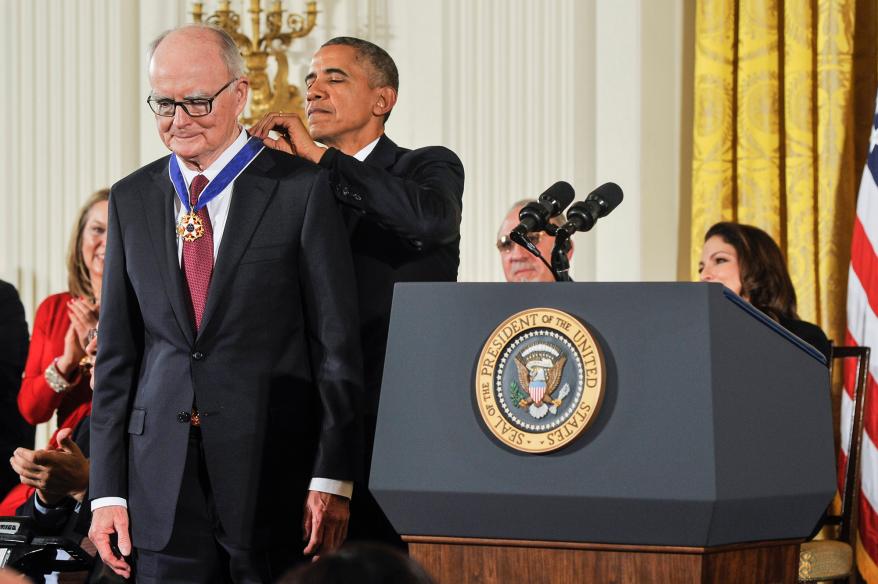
[298,171,364,481]
[319,146,464,247]
[89,189,144,501]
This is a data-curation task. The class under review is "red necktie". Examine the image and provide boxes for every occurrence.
[182,174,214,331]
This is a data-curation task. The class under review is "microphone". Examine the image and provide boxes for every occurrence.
[510,181,575,245]
[556,182,623,237]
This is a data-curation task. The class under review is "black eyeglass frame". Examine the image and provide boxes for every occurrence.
[146,78,239,118]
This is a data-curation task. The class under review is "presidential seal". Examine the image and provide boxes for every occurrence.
[475,308,605,454]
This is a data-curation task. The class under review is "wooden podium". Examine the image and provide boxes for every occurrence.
[371,283,834,584]
[405,536,800,584]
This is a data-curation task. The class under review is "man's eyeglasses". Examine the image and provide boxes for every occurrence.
[147,78,238,118]
[496,232,542,253]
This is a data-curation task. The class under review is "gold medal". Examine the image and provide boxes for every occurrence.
[176,212,205,242]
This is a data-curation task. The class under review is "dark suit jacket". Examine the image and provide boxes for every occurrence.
[90,147,364,552]
[318,135,464,417]
[779,316,831,363]
[0,280,32,496]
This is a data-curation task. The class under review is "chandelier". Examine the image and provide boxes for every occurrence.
[192,0,318,125]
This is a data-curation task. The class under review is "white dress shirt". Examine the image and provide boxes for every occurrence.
[352,136,380,161]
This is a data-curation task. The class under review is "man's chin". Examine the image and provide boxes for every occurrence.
[509,269,556,283]
[309,126,332,145]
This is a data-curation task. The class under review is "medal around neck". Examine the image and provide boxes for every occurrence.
[169,136,265,241]
[177,212,206,242]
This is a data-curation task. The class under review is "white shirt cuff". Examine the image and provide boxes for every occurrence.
[33,495,50,515]
[308,478,353,499]
[90,481,352,510]
[91,497,128,511]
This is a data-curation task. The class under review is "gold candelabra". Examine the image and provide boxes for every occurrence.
[192,0,318,125]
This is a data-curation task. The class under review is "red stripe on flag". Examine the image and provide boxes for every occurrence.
[851,216,878,319]
[841,332,878,450]
[858,375,878,462]
[861,491,878,571]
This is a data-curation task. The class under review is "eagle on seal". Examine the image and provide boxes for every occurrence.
[514,351,567,419]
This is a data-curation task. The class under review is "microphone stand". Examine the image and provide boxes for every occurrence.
[510,225,572,282]
[548,225,573,282]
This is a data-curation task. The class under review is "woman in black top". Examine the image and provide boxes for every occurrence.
[698,221,831,361]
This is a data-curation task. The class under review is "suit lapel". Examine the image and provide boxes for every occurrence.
[197,152,278,339]
[365,134,398,170]
[143,161,195,345]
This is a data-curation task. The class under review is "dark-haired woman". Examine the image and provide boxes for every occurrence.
[698,221,831,361]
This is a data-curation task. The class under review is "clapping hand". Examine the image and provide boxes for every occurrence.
[9,427,89,505]
[68,297,98,351]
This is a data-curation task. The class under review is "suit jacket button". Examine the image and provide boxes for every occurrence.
[192,351,204,360]
[177,411,191,424]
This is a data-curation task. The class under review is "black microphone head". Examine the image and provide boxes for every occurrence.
[538,181,575,216]
[586,182,623,217]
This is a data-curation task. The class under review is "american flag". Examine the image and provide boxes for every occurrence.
[843,90,878,582]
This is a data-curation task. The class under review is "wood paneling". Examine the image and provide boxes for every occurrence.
[407,537,799,584]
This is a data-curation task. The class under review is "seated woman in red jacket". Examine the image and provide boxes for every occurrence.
[698,221,831,361]
[0,189,108,513]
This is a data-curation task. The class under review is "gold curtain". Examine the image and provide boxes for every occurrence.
[690,0,877,351]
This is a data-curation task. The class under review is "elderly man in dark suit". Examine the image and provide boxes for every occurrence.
[251,37,464,547]
[88,25,363,583]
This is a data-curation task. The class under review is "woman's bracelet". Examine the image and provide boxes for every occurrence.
[44,357,81,394]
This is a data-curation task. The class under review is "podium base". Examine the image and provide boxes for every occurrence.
[404,536,800,584]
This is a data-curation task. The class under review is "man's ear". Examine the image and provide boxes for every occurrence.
[373,86,397,117]
[234,77,250,118]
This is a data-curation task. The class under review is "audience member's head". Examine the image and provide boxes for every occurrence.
[279,542,435,584]
[67,189,109,303]
[699,221,798,321]
[497,200,573,282]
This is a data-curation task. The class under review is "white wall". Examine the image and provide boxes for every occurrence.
[378,0,686,283]
[0,0,140,318]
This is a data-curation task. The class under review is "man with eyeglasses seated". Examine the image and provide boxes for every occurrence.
[497,200,574,282]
